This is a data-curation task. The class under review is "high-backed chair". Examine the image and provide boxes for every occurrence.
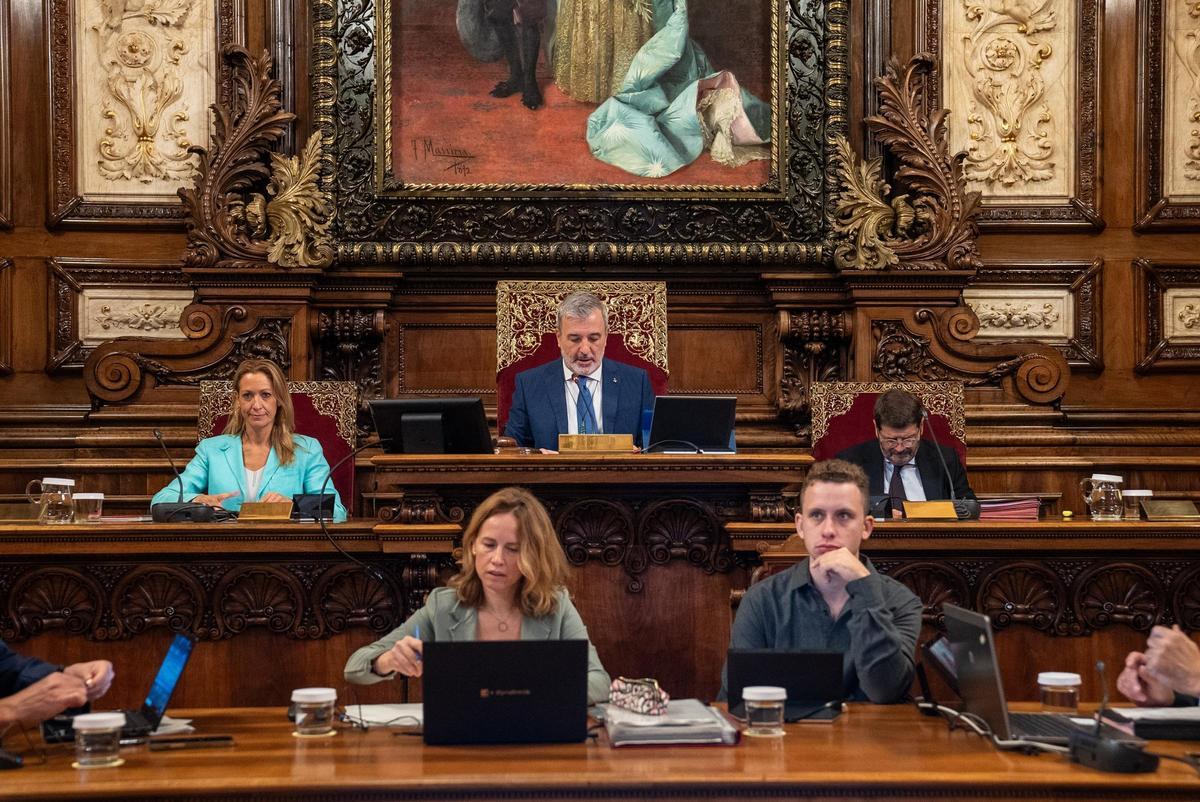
[809,381,967,464]
[196,380,359,514]
[495,281,670,434]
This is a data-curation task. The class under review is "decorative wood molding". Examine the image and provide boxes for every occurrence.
[1134,260,1200,372]
[831,54,983,271]
[47,0,243,228]
[776,310,851,437]
[180,46,332,269]
[46,259,192,373]
[0,559,404,643]
[1136,0,1200,229]
[315,310,386,437]
[922,0,1104,230]
[0,5,10,229]
[0,259,11,374]
[870,306,1070,405]
[966,260,1103,371]
[83,303,296,407]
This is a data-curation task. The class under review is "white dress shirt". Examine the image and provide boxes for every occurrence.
[563,360,604,434]
[244,465,265,502]
[883,458,926,501]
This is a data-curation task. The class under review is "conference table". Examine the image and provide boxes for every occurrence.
[4,705,1199,801]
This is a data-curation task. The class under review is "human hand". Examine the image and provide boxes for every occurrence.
[0,672,88,726]
[62,660,114,701]
[808,547,870,586]
[374,636,423,678]
[1144,625,1200,697]
[192,491,239,507]
[538,448,559,455]
[1116,650,1175,706]
[259,492,289,504]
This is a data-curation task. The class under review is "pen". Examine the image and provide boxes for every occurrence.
[414,625,422,662]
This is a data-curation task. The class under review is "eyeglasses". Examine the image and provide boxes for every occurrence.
[879,435,919,448]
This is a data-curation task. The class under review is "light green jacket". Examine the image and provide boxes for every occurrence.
[344,586,611,704]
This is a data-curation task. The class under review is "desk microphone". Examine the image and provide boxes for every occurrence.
[920,410,979,520]
[151,430,214,523]
[1067,660,1159,773]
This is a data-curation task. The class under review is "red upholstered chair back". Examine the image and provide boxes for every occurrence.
[197,381,359,514]
[495,281,669,433]
[809,381,967,464]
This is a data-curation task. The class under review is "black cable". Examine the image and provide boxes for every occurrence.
[315,439,390,584]
[643,439,701,454]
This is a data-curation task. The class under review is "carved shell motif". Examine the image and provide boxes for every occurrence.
[1074,565,1164,632]
[114,567,205,637]
[556,500,635,567]
[317,567,398,634]
[977,563,1063,631]
[9,569,101,638]
[215,567,303,636]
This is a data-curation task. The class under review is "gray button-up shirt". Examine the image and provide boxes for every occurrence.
[724,555,923,703]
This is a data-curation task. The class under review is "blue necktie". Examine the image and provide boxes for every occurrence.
[576,376,597,434]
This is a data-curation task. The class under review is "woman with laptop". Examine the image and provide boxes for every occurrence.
[149,358,347,521]
[344,487,610,703]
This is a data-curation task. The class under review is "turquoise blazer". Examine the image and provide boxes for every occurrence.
[150,433,348,522]
[344,587,611,704]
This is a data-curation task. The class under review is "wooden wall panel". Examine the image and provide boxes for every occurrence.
[0,4,10,229]
[397,323,496,395]
[669,323,767,397]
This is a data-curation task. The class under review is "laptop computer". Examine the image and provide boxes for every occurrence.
[42,632,196,743]
[726,649,845,721]
[941,605,1126,744]
[421,640,588,745]
[645,396,737,454]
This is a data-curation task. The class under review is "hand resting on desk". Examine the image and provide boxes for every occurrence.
[192,491,240,508]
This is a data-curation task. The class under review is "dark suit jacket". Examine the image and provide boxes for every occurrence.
[504,358,655,451]
[836,439,976,500]
[0,638,57,698]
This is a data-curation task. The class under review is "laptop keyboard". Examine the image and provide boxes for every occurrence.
[1010,712,1124,740]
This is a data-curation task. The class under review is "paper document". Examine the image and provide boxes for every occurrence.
[1106,706,1200,721]
[152,714,195,736]
[342,703,424,727]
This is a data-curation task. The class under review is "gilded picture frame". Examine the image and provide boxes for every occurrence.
[0,6,10,229]
[1134,0,1200,230]
[313,0,846,264]
[47,0,245,228]
[919,0,1104,230]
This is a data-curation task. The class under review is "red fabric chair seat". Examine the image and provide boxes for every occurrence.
[810,381,967,464]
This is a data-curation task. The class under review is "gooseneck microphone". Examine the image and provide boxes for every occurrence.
[1067,660,1160,773]
[920,410,980,520]
[151,430,215,523]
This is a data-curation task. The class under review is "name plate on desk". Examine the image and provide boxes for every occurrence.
[1141,500,1200,521]
[557,434,635,453]
[237,501,294,520]
[902,501,958,520]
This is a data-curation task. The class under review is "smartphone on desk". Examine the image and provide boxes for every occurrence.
[148,735,235,751]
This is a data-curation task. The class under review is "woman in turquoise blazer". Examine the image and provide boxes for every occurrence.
[150,359,348,522]
[344,487,610,703]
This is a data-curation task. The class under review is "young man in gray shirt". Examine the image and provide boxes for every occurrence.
[725,459,923,703]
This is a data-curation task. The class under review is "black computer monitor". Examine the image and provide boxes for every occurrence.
[369,398,493,454]
[645,395,737,453]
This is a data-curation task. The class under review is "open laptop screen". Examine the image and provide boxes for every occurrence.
[142,633,196,724]
[422,640,587,745]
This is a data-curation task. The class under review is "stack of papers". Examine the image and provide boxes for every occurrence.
[978,498,1041,521]
[1103,706,1200,739]
[603,699,739,746]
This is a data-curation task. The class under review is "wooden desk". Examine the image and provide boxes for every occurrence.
[0,519,1197,708]
[4,706,1198,801]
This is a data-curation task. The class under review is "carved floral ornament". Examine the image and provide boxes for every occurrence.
[971,301,1061,329]
[958,0,1058,189]
[180,46,333,269]
[92,0,200,185]
[1178,3,1200,182]
[831,55,982,271]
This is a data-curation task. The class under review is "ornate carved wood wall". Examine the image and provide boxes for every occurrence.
[2,0,1200,711]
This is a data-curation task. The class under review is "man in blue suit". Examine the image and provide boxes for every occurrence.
[504,291,655,451]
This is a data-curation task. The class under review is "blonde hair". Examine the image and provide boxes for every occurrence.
[450,487,568,618]
[223,359,298,466]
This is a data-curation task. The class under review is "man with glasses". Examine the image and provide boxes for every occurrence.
[836,388,974,512]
